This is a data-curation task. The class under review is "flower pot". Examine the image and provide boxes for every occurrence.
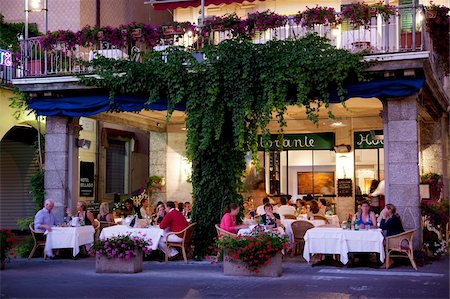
[95,251,143,273]
[223,252,282,277]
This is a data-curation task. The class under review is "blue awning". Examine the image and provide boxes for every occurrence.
[28,78,424,116]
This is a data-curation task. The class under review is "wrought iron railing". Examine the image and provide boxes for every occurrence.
[12,5,427,80]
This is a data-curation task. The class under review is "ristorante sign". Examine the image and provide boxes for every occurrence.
[258,133,335,151]
[0,50,12,67]
[354,130,384,149]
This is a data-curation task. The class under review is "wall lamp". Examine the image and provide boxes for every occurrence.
[77,139,91,150]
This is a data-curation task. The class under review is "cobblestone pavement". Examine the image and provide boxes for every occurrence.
[1,255,448,299]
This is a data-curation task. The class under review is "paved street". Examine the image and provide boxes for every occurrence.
[1,256,448,298]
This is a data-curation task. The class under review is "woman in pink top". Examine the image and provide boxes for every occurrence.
[220,203,246,233]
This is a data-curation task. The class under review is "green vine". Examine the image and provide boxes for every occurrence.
[79,34,367,258]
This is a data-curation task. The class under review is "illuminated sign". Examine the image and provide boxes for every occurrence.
[0,50,12,67]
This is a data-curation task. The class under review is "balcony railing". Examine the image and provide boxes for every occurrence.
[13,5,427,80]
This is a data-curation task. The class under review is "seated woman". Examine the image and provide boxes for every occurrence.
[140,198,152,219]
[243,200,255,220]
[68,201,95,226]
[357,200,377,229]
[97,202,113,223]
[379,203,404,236]
[220,203,247,234]
[260,204,282,228]
[307,200,325,219]
[154,203,167,225]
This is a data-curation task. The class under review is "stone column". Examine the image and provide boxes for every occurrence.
[383,94,421,249]
[149,131,167,204]
[45,117,79,223]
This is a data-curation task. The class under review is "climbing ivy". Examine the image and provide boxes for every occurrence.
[79,34,368,258]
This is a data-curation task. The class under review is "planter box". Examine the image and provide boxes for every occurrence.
[223,252,282,277]
[95,251,143,273]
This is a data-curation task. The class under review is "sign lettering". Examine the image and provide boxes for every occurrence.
[258,133,335,151]
[0,50,12,67]
[354,131,384,149]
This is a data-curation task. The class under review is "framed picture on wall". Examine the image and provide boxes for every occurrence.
[297,172,335,195]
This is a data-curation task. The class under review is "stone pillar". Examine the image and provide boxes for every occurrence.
[149,131,167,204]
[383,95,421,249]
[441,114,449,199]
[45,117,79,222]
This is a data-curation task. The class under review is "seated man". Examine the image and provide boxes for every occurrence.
[277,196,296,216]
[34,199,58,232]
[256,197,279,215]
[158,201,189,258]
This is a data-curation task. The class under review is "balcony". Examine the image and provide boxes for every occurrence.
[11,5,429,80]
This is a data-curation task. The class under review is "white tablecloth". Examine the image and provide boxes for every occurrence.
[45,226,95,257]
[99,225,164,250]
[238,226,285,236]
[303,227,385,264]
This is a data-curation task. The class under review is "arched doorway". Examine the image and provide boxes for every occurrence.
[0,126,39,229]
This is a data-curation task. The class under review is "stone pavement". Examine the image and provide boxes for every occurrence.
[1,255,448,299]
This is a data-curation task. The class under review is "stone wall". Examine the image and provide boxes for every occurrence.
[149,132,167,205]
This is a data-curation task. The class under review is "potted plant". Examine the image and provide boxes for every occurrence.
[341,2,371,28]
[294,6,339,28]
[0,229,16,270]
[369,2,397,23]
[421,200,449,258]
[245,10,288,35]
[216,227,288,277]
[425,3,449,75]
[92,234,152,273]
[201,13,246,39]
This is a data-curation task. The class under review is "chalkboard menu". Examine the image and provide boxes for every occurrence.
[337,179,353,197]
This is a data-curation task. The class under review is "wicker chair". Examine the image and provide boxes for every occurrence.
[310,215,329,224]
[215,224,238,238]
[28,223,46,259]
[283,214,297,220]
[385,229,417,270]
[165,223,196,263]
[291,220,314,257]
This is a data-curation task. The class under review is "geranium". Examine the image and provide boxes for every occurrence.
[369,2,397,23]
[294,6,340,28]
[245,10,288,34]
[201,13,246,38]
[0,229,16,263]
[91,234,152,260]
[341,2,371,27]
[216,228,288,272]
[425,3,449,75]
[420,200,449,229]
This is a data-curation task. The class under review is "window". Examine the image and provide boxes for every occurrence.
[105,139,130,194]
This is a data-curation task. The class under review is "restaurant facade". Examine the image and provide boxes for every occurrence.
[3,0,449,248]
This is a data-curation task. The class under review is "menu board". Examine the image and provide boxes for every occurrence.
[337,179,353,197]
[80,161,94,197]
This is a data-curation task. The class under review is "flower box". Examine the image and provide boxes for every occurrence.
[96,251,143,273]
[223,251,282,277]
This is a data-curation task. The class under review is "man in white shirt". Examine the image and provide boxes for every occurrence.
[256,197,279,215]
[277,197,296,216]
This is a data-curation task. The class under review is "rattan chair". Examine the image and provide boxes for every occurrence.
[291,220,314,257]
[165,223,196,263]
[385,229,417,270]
[215,224,238,238]
[310,214,329,224]
[28,223,46,259]
[283,214,297,220]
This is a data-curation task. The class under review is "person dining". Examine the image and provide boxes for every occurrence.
[140,198,152,220]
[260,204,282,228]
[97,202,113,223]
[379,203,404,237]
[277,197,296,217]
[307,200,325,219]
[357,200,377,229]
[183,202,192,219]
[158,201,189,259]
[220,203,247,234]
[154,203,167,225]
[243,200,255,219]
[124,198,137,216]
[68,201,95,226]
[34,199,59,232]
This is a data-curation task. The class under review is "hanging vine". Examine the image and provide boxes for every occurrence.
[79,34,368,257]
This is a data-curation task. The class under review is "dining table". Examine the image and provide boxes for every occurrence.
[44,225,95,257]
[281,215,340,244]
[303,227,385,265]
[99,225,164,250]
